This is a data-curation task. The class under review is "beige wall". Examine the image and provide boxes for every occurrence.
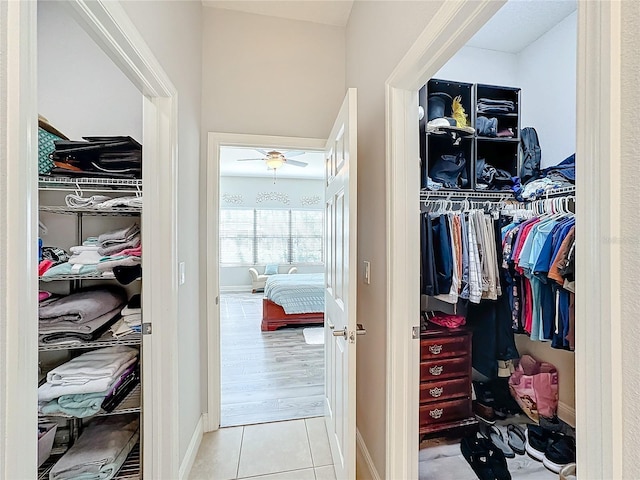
[345,1,444,476]
[621,1,640,477]
[120,0,204,463]
[199,5,346,423]
[201,7,346,139]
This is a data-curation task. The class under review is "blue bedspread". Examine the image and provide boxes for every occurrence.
[264,273,325,314]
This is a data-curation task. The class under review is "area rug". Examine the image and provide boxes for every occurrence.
[303,327,324,345]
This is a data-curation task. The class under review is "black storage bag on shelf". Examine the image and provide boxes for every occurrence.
[520,127,541,184]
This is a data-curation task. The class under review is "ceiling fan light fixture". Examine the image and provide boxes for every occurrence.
[265,157,284,169]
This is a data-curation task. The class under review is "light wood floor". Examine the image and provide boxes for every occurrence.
[220,292,325,427]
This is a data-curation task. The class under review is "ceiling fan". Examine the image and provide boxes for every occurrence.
[237,149,308,169]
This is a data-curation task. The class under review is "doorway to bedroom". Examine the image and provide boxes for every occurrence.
[215,139,327,428]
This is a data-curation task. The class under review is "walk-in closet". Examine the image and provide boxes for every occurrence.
[417,2,578,479]
[37,2,145,478]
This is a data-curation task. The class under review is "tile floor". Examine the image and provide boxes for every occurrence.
[189,417,335,480]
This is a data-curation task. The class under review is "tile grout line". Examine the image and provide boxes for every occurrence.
[235,425,245,480]
[236,466,318,480]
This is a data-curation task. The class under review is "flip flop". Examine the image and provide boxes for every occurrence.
[488,425,515,458]
[506,424,526,455]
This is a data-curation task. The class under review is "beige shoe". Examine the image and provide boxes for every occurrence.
[559,462,576,480]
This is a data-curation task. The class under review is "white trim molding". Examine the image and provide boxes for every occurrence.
[179,415,204,480]
[575,1,623,478]
[1,1,180,478]
[384,2,505,479]
[205,133,325,432]
[1,1,38,478]
[356,428,381,480]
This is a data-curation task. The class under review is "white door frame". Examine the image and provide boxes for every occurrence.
[1,1,180,478]
[205,132,326,431]
[385,1,622,478]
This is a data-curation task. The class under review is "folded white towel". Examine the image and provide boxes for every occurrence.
[123,313,141,327]
[39,356,137,402]
[121,305,141,316]
[46,346,137,386]
[68,250,104,265]
[109,318,135,338]
[69,245,100,254]
[94,196,143,209]
[65,194,112,208]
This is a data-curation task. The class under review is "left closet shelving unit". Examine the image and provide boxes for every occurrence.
[37,176,143,480]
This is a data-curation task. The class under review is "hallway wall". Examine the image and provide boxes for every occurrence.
[345,1,445,476]
[120,0,204,464]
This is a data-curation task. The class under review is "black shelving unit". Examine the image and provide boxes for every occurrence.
[420,79,522,192]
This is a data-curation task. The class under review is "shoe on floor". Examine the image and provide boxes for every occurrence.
[460,435,496,480]
[559,462,577,480]
[543,435,576,473]
[525,425,553,461]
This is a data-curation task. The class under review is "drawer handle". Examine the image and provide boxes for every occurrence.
[429,365,444,376]
[429,386,444,398]
[429,408,444,419]
[429,344,443,355]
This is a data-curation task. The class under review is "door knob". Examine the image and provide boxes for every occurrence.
[356,323,366,335]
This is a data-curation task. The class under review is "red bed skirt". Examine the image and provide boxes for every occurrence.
[261,298,324,331]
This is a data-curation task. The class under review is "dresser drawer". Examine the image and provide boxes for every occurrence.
[420,334,470,360]
[420,377,470,404]
[419,398,472,427]
[420,356,470,381]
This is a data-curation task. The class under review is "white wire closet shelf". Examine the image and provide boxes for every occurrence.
[39,205,142,216]
[39,330,141,352]
[39,272,141,282]
[38,175,142,193]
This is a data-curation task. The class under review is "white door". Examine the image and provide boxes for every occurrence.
[324,88,359,480]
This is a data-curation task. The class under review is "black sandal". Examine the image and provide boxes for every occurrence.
[460,435,496,480]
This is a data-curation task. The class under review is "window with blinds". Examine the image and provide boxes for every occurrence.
[219,208,324,265]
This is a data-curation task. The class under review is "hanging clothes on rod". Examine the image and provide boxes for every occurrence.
[420,198,520,379]
[500,196,575,351]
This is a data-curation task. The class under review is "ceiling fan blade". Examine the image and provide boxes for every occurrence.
[285,159,308,167]
[255,148,270,156]
[284,150,305,157]
[237,158,264,162]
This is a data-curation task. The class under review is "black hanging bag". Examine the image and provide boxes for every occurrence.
[519,127,541,184]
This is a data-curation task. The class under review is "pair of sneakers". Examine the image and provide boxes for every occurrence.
[525,424,576,473]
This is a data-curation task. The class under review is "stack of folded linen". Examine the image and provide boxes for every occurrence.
[40,224,141,281]
[49,414,139,480]
[109,295,142,338]
[39,346,139,418]
[65,193,143,210]
[38,287,127,344]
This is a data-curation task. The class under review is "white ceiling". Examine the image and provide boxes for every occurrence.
[467,0,577,54]
[202,1,354,27]
[220,146,325,180]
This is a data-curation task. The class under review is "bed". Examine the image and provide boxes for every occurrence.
[261,273,325,331]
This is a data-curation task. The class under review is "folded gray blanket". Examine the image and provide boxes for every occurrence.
[98,223,140,246]
[39,307,121,333]
[50,415,139,480]
[98,235,140,257]
[39,288,126,323]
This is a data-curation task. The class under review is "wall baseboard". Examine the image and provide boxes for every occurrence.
[558,401,576,428]
[179,415,204,480]
[220,285,252,293]
[356,428,381,480]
